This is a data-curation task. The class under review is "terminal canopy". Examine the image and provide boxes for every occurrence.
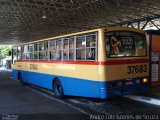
[0,0,160,44]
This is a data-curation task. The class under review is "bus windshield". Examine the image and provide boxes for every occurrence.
[105,31,147,58]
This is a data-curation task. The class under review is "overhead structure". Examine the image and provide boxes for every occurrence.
[113,16,160,30]
[0,0,160,44]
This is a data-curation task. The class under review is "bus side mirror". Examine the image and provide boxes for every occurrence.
[8,51,11,56]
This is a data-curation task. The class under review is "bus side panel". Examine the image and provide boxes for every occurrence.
[12,69,19,80]
[61,76,100,98]
[12,69,54,89]
[12,69,102,98]
[12,61,102,98]
[61,63,100,98]
[23,70,54,89]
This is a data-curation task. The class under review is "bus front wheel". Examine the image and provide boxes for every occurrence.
[53,79,64,98]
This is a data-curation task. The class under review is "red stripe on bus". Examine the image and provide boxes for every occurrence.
[16,59,148,65]
[16,60,99,65]
[101,59,149,65]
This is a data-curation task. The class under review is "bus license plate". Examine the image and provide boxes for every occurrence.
[125,81,133,85]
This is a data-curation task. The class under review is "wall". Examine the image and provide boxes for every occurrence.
[146,31,160,87]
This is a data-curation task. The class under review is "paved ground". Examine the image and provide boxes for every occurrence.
[0,67,160,120]
[0,69,90,120]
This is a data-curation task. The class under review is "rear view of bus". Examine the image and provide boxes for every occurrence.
[99,27,149,99]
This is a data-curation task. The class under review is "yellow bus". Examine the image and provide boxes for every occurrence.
[11,27,149,99]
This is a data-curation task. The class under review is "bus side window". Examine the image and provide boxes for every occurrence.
[69,37,74,60]
[86,35,96,60]
[86,48,95,60]
[29,44,34,60]
[17,46,23,60]
[55,39,62,60]
[39,42,48,60]
[63,38,69,60]
[49,40,56,60]
[34,43,38,60]
[44,41,48,60]
[76,36,85,60]
[23,45,29,60]
[12,47,17,64]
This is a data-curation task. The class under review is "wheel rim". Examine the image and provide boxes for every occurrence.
[55,83,61,96]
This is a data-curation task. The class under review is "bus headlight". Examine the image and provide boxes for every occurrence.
[142,78,148,83]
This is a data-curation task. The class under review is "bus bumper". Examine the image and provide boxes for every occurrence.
[99,78,150,99]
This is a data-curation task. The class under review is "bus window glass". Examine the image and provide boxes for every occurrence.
[86,35,96,47]
[39,43,44,51]
[63,39,69,49]
[63,38,69,60]
[17,46,21,54]
[50,51,56,60]
[86,48,95,60]
[63,50,68,60]
[29,44,34,60]
[34,44,38,60]
[49,40,56,60]
[38,42,48,60]
[50,41,56,50]
[56,40,61,50]
[56,50,61,60]
[25,53,29,60]
[24,45,29,53]
[24,45,29,60]
[69,38,74,49]
[34,44,38,51]
[17,46,22,60]
[69,37,75,60]
[76,49,85,60]
[76,36,85,48]
[105,31,147,58]
[86,35,96,60]
[29,44,34,52]
[34,52,38,60]
[44,42,48,51]
[13,47,17,64]
[39,52,46,60]
[55,39,62,60]
[20,46,24,60]
[30,53,34,60]
[69,49,74,60]
[76,36,85,60]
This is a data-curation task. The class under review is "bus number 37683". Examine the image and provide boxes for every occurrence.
[30,64,38,70]
[127,65,147,74]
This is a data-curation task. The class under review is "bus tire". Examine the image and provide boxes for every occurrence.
[18,73,26,85]
[53,79,64,98]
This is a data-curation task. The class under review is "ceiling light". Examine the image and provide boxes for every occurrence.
[42,11,47,19]
[42,15,47,19]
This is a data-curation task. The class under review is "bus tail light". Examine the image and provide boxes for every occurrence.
[142,78,148,83]
[108,83,113,88]
[107,81,122,88]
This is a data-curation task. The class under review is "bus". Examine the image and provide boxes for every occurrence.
[11,27,149,99]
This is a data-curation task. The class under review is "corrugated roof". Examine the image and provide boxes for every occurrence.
[0,0,160,44]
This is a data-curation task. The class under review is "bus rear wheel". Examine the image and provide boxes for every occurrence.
[18,73,26,85]
[53,79,64,98]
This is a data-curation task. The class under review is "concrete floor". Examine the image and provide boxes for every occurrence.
[0,68,160,120]
[0,69,90,120]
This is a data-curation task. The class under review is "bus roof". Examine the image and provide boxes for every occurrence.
[13,27,144,47]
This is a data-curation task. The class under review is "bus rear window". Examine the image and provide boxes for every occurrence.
[105,31,147,58]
